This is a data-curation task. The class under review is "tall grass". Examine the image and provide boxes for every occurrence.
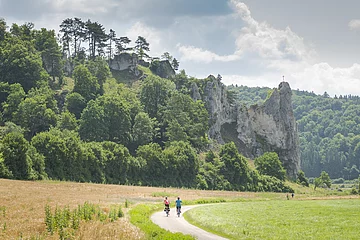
[44,202,124,239]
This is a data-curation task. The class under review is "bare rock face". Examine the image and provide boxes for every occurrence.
[202,75,237,143]
[202,77,300,179]
[150,60,176,79]
[236,82,300,178]
[109,53,140,76]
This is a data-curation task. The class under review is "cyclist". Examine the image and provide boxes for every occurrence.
[175,196,182,215]
[164,196,170,214]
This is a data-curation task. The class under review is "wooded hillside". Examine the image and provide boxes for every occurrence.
[0,17,305,193]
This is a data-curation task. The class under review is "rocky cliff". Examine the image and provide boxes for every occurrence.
[199,76,300,179]
[109,53,140,76]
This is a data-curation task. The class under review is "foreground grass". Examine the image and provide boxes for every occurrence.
[0,178,253,239]
[184,199,360,240]
[0,178,357,239]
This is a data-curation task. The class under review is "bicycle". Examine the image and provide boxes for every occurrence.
[164,206,170,217]
[176,207,181,217]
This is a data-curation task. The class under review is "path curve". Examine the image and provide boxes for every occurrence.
[151,205,227,240]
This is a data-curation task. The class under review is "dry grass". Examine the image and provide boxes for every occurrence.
[0,179,254,239]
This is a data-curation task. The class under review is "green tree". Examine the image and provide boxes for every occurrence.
[82,141,106,183]
[59,18,73,57]
[314,177,322,190]
[136,143,164,185]
[57,110,78,131]
[140,75,175,119]
[320,171,331,188]
[161,52,172,61]
[0,38,48,92]
[79,95,131,144]
[85,20,107,58]
[0,122,24,139]
[134,36,150,60]
[162,141,200,187]
[0,152,12,178]
[162,92,209,148]
[64,92,87,119]
[73,64,99,101]
[78,99,107,142]
[296,170,309,187]
[219,142,252,191]
[34,28,63,82]
[198,151,227,190]
[131,112,156,148]
[102,141,131,184]
[254,152,286,181]
[27,144,47,180]
[103,80,142,122]
[1,83,26,122]
[86,57,111,95]
[0,18,7,42]
[59,18,86,57]
[1,132,32,179]
[171,58,179,71]
[165,120,187,143]
[115,36,132,54]
[32,129,86,181]
[14,93,58,138]
[10,22,35,41]
[107,29,116,61]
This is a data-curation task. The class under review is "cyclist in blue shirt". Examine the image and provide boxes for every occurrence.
[175,196,182,214]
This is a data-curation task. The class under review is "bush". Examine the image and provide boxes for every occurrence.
[350,188,358,195]
[296,170,309,187]
[259,175,294,193]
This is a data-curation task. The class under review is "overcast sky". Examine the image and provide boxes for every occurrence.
[1,0,360,96]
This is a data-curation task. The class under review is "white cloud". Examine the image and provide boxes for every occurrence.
[217,1,360,97]
[177,44,240,63]
[222,63,360,96]
[230,0,314,62]
[349,19,360,31]
[125,21,163,56]
[178,0,313,64]
[290,63,360,96]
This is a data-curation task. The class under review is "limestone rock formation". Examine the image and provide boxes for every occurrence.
[149,60,176,79]
[109,53,140,76]
[202,76,300,179]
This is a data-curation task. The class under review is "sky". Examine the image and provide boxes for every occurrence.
[1,0,360,96]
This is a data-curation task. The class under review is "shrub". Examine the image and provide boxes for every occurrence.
[259,175,294,193]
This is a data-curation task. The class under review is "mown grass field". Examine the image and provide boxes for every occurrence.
[184,199,360,240]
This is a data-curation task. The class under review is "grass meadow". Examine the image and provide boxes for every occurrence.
[184,199,360,240]
[0,178,358,239]
[0,178,253,239]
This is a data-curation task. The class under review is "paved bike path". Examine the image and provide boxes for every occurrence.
[151,205,228,240]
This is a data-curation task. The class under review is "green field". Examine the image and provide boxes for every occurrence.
[184,199,360,240]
